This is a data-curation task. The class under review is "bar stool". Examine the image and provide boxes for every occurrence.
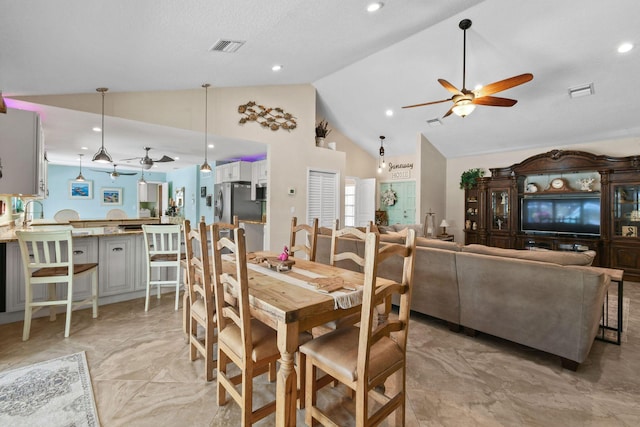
[16,228,99,340]
[142,224,183,311]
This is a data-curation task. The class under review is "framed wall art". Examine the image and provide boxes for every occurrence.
[69,180,93,199]
[201,186,207,198]
[101,187,123,205]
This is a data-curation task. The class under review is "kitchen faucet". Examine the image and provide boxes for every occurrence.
[23,200,44,228]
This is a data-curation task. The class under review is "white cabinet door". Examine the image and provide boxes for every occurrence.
[0,108,42,195]
[65,237,99,301]
[98,235,136,296]
[138,182,158,202]
[217,161,252,183]
[257,160,268,184]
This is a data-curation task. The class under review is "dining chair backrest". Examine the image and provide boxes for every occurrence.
[54,209,80,222]
[329,218,372,269]
[289,216,319,261]
[209,215,239,243]
[186,220,213,309]
[211,226,250,342]
[359,228,416,362]
[106,208,128,219]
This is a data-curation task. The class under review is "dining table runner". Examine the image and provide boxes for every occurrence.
[222,254,363,309]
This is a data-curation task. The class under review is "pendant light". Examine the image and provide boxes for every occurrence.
[75,154,86,181]
[200,83,212,173]
[138,167,147,185]
[377,135,386,174]
[92,87,113,163]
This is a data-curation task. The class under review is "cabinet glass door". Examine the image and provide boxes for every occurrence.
[613,185,640,237]
[491,190,509,231]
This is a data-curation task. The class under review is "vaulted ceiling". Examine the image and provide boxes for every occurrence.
[1,0,638,171]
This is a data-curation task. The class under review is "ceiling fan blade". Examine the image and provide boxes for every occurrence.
[438,79,462,95]
[120,156,142,161]
[472,96,518,107]
[475,73,533,97]
[442,106,455,118]
[117,172,138,176]
[153,155,174,163]
[402,98,451,109]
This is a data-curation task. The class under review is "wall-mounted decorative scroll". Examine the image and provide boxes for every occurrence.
[238,101,297,131]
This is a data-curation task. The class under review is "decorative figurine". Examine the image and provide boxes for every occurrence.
[278,246,289,261]
[577,177,595,191]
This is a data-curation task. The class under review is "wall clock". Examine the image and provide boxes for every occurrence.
[550,178,566,190]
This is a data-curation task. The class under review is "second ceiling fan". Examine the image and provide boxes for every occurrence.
[122,147,174,170]
[403,19,533,118]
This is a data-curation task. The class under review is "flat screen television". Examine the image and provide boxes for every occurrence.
[521,196,601,236]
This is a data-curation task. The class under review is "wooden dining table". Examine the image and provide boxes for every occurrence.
[221,251,398,427]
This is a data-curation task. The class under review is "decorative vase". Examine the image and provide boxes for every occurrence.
[315,137,326,148]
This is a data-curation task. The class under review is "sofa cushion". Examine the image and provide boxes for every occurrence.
[461,244,596,266]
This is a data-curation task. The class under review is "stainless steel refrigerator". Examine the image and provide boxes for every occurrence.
[214,182,262,223]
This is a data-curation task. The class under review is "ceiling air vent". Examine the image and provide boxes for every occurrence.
[426,118,442,127]
[568,83,594,99]
[209,39,245,53]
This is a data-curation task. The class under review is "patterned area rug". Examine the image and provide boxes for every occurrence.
[0,351,99,427]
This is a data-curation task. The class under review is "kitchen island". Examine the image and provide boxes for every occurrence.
[0,217,170,325]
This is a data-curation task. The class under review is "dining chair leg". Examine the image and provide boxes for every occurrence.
[64,283,73,338]
[189,318,198,361]
[205,322,215,381]
[144,269,151,312]
[22,286,33,341]
[91,270,99,318]
[305,361,317,427]
[242,365,253,426]
[217,351,228,406]
[48,283,57,321]
[297,352,306,409]
[268,361,276,382]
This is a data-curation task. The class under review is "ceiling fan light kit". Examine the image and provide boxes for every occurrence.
[403,19,533,119]
[92,87,113,163]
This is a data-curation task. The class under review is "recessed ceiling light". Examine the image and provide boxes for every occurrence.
[208,144,214,149]
[385,109,393,117]
[81,146,88,150]
[92,127,101,132]
[618,42,633,53]
[174,157,180,160]
[272,64,282,72]
[367,2,383,13]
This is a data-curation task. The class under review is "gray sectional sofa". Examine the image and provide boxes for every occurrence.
[315,232,610,370]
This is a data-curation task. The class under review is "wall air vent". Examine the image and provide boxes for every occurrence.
[209,39,245,53]
[568,83,594,99]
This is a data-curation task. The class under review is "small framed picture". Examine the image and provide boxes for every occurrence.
[206,194,212,207]
[624,225,637,237]
[69,180,93,199]
[201,186,207,198]
[101,187,123,205]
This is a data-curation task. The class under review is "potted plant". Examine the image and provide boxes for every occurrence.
[315,120,331,147]
[459,168,485,189]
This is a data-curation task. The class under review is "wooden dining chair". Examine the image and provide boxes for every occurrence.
[300,228,417,426]
[289,217,319,261]
[211,226,280,426]
[16,228,99,340]
[184,219,217,381]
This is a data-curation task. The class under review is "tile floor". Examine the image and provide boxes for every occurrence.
[0,283,639,426]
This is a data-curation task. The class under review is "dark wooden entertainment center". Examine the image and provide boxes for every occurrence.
[464,149,640,281]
